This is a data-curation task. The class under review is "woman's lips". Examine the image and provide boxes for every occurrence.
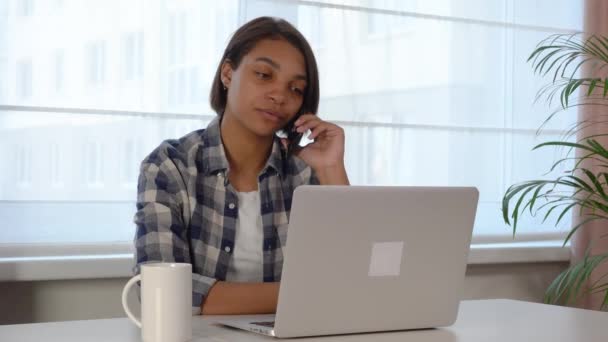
[257,109,283,123]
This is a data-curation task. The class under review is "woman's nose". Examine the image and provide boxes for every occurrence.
[267,88,286,105]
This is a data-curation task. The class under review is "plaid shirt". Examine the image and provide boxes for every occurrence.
[133,117,318,312]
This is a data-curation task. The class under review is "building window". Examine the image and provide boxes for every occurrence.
[213,5,238,51]
[16,145,33,185]
[124,32,144,81]
[16,59,33,99]
[50,143,62,186]
[167,11,200,107]
[86,41,106,85]
[189,66,201,104]
[54,51,64,92]
[85,142,103,185]
[297,6,326,48]
[366,0,415,36]
[0,1,8,17]
[168,12,187,65]
[168,66,201,106]
[17,0,34,16]
[168,69,184,106]
[122,139,138,183]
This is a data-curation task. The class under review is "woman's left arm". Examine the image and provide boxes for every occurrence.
[284,114,350,186]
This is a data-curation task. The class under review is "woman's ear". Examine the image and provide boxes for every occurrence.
[220,59,233,88]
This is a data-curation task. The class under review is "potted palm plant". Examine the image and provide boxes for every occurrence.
[502,33,608,310]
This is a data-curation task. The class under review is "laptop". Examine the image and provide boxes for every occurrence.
[213,185,479,338]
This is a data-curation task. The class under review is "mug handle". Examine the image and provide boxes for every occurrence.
[121,274,142,328]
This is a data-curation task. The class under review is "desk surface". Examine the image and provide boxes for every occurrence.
[1,299,607,341]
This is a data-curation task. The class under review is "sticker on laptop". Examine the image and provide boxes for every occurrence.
[368,241,404,277]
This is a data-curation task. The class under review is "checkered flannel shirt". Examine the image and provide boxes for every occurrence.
[133,117,319,312]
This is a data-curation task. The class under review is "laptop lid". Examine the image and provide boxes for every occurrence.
[273,185,479,338]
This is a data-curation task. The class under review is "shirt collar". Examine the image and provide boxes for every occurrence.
[199,116,286,177]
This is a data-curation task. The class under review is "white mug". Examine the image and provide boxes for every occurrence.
[122,262,192,342]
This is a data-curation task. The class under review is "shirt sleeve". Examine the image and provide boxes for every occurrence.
[132,145,217,314]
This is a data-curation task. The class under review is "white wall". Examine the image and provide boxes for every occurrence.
[0,261,567,325]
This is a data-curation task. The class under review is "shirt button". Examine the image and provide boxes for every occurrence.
[225,246,231,253]
[228,203,235,209]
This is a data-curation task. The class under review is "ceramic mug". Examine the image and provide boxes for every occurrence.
[122,262,192,342]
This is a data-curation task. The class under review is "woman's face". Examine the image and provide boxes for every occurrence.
[222,38,308,138]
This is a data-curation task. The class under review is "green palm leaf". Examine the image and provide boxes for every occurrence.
[503,33,608,310]
[544,253,608,309]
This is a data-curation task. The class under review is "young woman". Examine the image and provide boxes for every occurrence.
[134,16,349,316]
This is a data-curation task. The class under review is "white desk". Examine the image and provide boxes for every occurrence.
[1,299,606,341]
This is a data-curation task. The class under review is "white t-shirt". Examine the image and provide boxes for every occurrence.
[225,190,264,282]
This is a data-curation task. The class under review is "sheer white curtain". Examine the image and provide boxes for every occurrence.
[0,0,583,254]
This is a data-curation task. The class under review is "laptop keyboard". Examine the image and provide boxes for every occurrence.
[251,321,275,328]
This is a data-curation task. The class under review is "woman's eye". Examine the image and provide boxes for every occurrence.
[291,87,304,95]
[255,71,270,79]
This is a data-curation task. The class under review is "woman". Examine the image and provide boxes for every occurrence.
[134,16,349,316]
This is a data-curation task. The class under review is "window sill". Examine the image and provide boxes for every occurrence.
[0,254,133,281]
[0,241,570,282]
[467,240,570,265]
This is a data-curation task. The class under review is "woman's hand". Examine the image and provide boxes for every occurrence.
[281,114,349,185]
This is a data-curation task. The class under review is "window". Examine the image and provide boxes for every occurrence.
[50,143,62,186]
[168,12,187,65]
[124,32,144,81]
[0,3,7,102]
[168,68,184,106]
[16,59,32,99]
[84,141,103,186]
[213,3,238,52]
[122,139,139,184]
[0,0,8,17]
[0,1,584,253]
[167,11,202,107]
[16,144,33,185]
[297,5,326,48]
[168,66,202,106]
[86,41,106,85]
[366,0,416,37]
[54,51,64,92]
[18,0,34,17]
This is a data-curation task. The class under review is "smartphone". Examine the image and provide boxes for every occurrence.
[280,109,306,154]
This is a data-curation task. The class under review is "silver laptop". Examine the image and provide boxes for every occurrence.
[213,185,479,338]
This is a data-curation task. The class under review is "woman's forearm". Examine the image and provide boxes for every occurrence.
[201,281,280,315]
[316,164,350,185]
